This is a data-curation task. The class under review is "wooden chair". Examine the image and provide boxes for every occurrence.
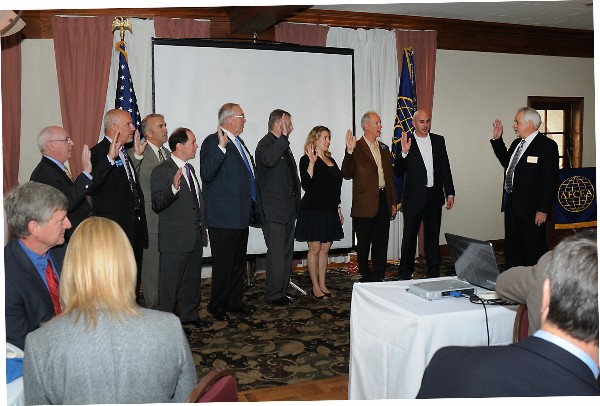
[512,304,530,342]
[186,368,238,403]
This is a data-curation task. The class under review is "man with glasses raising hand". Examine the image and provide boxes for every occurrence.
[30,126,106,240]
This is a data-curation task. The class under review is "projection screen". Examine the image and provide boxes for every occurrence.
[153,39,354,256]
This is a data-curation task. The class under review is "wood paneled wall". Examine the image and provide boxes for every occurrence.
[20,7,592,58]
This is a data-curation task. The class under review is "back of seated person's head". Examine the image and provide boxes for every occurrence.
[60,217,140,327]
[545,230,598,345]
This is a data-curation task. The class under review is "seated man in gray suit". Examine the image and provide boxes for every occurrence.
[255,109,301,306]
[417,231,599,398]
[151,127,211,329]
[4,182,71,349]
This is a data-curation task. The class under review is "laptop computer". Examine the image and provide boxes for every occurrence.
[445,233,500,291]
[406,233,500,301]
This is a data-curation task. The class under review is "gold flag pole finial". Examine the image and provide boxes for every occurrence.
[112,16,132,43]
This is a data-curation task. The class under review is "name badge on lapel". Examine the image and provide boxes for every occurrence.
[115,159,124,167]
[527,156,538,164]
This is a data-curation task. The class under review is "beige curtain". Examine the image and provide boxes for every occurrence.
[52,15,114,177]
[395,30,437,116]
[1,33,22,193]
[274,22,329,46]
[154,17,210,38]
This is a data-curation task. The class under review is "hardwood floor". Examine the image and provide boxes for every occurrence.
[238,376,349,401]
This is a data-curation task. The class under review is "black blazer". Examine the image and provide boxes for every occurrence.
[4,239,66,350]
[491,134,559,218]
[255,132,301,224]
[29,157,93,238]
[393,132,455,212]
[151,157,208,253]
[417,336,600,398]
[89,137,148,248]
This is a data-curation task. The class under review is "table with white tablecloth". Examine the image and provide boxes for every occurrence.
[348,277,517,399]
[6,342,24,406]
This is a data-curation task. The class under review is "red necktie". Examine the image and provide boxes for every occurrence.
[45,260,61,315]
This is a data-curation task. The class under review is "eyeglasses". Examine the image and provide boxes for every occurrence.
[232,114,245,119]
[49,137,73,144]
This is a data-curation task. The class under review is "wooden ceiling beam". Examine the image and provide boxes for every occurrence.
[225,6,311,35]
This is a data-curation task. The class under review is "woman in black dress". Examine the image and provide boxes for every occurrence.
[295,126,344,300]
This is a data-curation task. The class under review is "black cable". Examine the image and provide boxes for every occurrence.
[468,294,490,346]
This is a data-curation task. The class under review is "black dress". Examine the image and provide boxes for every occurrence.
[295,155,344,243]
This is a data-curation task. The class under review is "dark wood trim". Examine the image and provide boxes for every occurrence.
[20,7,592,58]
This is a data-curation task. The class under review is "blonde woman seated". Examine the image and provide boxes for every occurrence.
[295,126,344,300]
[23,217,197,405]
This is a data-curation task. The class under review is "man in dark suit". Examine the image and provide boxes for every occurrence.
[29,126,99,239]
[130,114,171,309]
[394,110,455,279]
[200,103,265,322]
[255,109,301,306]
[491,107,559,268]
[417,231,599,398]
[4,182,71,349]
[341,111,396,283]
[151,127,211,329]
[90,109,149,301]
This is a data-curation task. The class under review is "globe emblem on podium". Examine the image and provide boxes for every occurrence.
[557,176,595,213]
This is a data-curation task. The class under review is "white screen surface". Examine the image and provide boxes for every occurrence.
[153,40,354,255]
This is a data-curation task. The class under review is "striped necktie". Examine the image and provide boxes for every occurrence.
[64,166,74,182]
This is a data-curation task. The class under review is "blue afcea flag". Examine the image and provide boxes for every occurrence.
[392,47,417,206]
[554,167,596,229]
[115,41,142,132]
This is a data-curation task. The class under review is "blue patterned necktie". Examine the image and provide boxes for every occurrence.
[120,147,140,210]
[234,136,257,201]
[504,139,526,193]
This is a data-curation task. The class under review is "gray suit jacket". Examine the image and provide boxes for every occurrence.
[130,145,171,236]
[151,157,208,252]
[23,308,197,404]
[255,132,300,224]
[496,250,551,334]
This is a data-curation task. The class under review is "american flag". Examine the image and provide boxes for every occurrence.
[115,41,142,132]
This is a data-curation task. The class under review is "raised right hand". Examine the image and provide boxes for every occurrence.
[345,130,356,153]
[173,167,183,190]
[217,124,228,148]
[108,131,122,160]
[492,119,503,140]
[400,131,411,154]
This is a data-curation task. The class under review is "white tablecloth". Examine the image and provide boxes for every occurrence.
[348,277,517,399]
[6,342,24,406]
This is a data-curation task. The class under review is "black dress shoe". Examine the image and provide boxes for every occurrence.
[208,308,230,321]
[230,304,256,315]
[182,319,213,329]
[266,296,293,306]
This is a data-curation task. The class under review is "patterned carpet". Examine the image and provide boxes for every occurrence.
[184,254,505,391]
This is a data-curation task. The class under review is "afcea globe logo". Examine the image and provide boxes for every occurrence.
[557,175,595,213]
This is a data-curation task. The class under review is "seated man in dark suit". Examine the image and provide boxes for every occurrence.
[4,182,71,350]
[417,230,599,398]
[29,126,99,240]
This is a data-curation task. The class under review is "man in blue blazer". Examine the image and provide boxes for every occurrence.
[491,107,559,268]
[151,127,211,329]
[4,182,71,350]
[29,126,102,240]
[394,110,455,279]
[255,109,301,306]
[200,103,265,322]
[417,231,599,398]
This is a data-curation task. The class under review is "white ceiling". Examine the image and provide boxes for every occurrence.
[312,1,593,30]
